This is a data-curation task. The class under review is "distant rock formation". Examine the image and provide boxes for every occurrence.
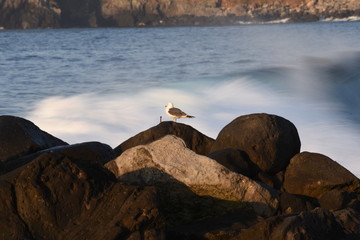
[1,0,360,29]
[0,114,359,239]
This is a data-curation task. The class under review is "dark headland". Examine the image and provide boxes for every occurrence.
[0,0,360,29]
[1,114,359,239]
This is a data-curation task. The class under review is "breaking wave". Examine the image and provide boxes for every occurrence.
[26,52,360,176]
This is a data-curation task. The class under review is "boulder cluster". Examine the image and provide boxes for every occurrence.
[1,0,360,29]
[1,114,359,239]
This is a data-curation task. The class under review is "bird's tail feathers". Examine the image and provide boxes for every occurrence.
[186,115,195,118]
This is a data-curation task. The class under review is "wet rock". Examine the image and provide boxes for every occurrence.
[0,116,67,163]
[283,152,360,199]
[114,121,214,156]
[107,135,279,217]
[210,113,301,174]
[0,151,164,240]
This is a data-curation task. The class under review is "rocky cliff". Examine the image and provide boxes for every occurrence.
[1,0,359,29]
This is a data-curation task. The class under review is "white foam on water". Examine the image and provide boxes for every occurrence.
[321,16,360,22]
[27,74,360,177]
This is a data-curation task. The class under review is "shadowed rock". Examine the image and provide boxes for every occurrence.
[0,116,67,164]
[333,204,360,238]
[1,141,115,175]
[319,190,358,211]
[236,208,346,240]
[0,151,165,240]
[0,0,61,29]
[207,148,256,178]
[107,135,279,217]
[210,113,301,174]
[114,121,214,156]
[279,192,319,214]
[283,152,360,199]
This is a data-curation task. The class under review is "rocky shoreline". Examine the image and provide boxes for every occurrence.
[1,114,359,239]
[0,0,360,29]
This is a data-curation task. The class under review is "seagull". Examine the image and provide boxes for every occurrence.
[165,103,194,122]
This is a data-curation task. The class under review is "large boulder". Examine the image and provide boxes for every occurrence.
[0,151,164,240]
[283,152,360,199]
[107,135,279,217]
[114,121,214,156]
[0,116,67,163]
[1,141,115,175]
[210,113,301,174]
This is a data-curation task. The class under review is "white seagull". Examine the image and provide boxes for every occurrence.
[165,103,194,122]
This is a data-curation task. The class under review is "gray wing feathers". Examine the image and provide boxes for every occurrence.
[169,107,187,117]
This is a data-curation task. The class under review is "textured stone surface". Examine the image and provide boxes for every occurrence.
[114,121,214,156]
[279,192,319,214]
[0,151,164,240]
[283,152,360,199]
[1,141,115,175]
[236,208,346,240]
[0,115,67,163]
[208,148,256,178]
[107,135,279,217]
[0,0,61,29]
[210,113,301,174]
[1,115,359,239]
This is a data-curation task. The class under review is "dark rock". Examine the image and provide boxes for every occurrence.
[210,113,301,174]
[208,148,286,188]
[114,121,214,156]
[280,192,319,214]
[0,0,60,29]
[57,0,101,27]
[0,116,67,163]
[1,141,115,175]
[207,148,256,177]
[283,152,360,199]
[237,208,346,240]
[319,190,357,210]
[0,151,164,240]
[333,205,360,238]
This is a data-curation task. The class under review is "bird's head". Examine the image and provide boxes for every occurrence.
[165,102,174,109]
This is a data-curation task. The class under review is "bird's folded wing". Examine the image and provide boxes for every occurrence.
[168,108,186,117]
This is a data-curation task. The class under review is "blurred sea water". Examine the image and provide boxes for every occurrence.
[0,22,360,176]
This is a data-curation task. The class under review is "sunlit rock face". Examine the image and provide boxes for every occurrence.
[106,135,280,217]
[1,0,360,29]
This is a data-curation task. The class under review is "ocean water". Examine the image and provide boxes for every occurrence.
[1,22,360,176]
